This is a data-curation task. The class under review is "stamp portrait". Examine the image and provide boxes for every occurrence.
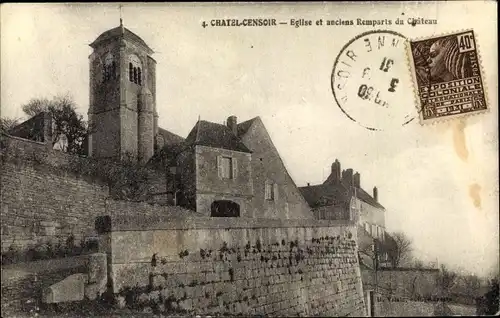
[407,30,488,124]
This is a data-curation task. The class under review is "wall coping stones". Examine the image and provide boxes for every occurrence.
[376,267,440,273]
[95,215,355,233]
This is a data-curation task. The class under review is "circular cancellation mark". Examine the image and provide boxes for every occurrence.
[331,30,416,131]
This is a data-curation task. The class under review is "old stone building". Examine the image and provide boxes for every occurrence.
[152,116,312,219]
[88,21,160,163]
[87,23,311,219]
[6,23,313,221]
[299,160,388,266]
[299,159,386,234]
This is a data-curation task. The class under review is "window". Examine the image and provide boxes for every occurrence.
[265,182,278,201]
[104,53,114,82]
[128,54,142,85]
[265,183,274,200]
[218,156,237,179]
[111,61,116,79]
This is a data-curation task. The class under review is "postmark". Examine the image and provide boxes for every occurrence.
[407,30,488,124]
[331,30,416,131]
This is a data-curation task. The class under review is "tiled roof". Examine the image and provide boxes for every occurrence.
[158,127,185,146]
[323,170,385,209]
[237,117,258,136]
[299,183,350,208]
[300,180,385,210]
[185,120,251,153]
[355,187,385,209]
[90,26,153,53]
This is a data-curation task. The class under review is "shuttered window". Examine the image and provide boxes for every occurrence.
[265,182,278,201]
[265,183,274,200]
[218,156,237,179]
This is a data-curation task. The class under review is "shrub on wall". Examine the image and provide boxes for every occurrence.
[65,153,152,201]
[0,235,99,265]
[0,135,157,202]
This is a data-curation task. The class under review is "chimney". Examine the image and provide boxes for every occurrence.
[331,159,341,182]
[341,168,354,187]
[353,172,360,188]
[226,116,238,136]
[373,186,378,202]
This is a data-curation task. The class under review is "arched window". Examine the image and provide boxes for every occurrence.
[128,54,143,85]
[111,61,116,79]
[104,53,114,82]
[103,65,109,81]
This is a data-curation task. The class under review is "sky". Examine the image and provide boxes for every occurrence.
[1,2,498,277]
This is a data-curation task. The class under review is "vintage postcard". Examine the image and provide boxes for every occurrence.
[1,2,498,317]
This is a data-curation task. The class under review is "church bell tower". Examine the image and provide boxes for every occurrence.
[88,21,158,163]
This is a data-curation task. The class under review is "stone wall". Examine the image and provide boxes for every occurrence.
[362,268,440,300]
[0,135,109,251]
[194,145,254,217]
[0,133,198,252]
[97,216,367,316]
[8,112,52,143]
[356,198,385,238]
[313,205,350,221]
[376,300,437,317]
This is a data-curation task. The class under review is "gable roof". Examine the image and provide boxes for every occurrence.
[355,187,385,209]
[300,180,385,210]
[185,120,251,153]
[158,127,185,146]
[322,169,385,209]
[299,183,350,208]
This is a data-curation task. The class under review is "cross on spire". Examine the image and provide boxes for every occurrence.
[119,4,123,26]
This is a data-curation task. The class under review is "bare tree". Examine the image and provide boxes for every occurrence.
[461,274,481,299]
[20,94,88,155]
[386,231,413,268]
[0,117,20,132]
[21,97,51,117]
[436,264,457,298]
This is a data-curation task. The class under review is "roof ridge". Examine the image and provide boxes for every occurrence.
[195,120,202,144]
[158,127,185,139]
[237,116,259,126]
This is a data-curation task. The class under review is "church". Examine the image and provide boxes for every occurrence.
[88,22,313,219]
[4,22,312,220]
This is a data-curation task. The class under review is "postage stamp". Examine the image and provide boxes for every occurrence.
[407,30,488,124]
[331,30,416,131]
